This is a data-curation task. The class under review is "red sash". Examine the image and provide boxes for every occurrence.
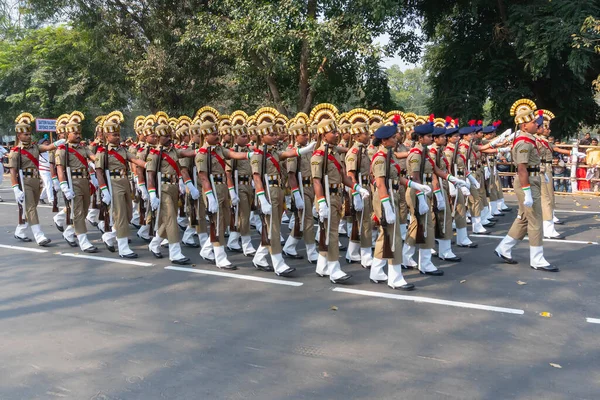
[313,150,342,174]
[198,147,227,171]
[12,147,40,169]
[408,148,435,167]
[161,152,182,177]
[370,151,402,175]
[254,149,281,174]
[512,136,540,154]
[58,145,88,167]
[108,149,127,166]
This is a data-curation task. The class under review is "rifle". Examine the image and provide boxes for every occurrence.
[16,145,26,224]
[230,144,239,233]
[64,144,73,226]
[52,184,59,212]
[350,145,362,242]
[258,144,270,246]
[317,143,329,252]
[415,145,427,244]
[190,145,199,227]
[149,147,163,237]
[432,147,443,238]
[451,142,460,217]
[291,153,302,238]
[206,146,218,243]
[380,147,393,258]
[100,148,112,232]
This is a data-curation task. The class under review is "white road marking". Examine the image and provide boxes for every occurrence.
[332,287,525,315]
[165,266,304,287]
[0,244,49,253]
[472,234,598,245]
[586,318,600,324]
[58,252,154,266]
[555,209,599,215]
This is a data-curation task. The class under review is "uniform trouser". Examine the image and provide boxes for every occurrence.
[316,192,342,262]
[263,186,283,254]
[454,189,468,229]
[194,190,207,234]
[72,178,91,234]
[496,173,504,199]
[541,171,555,221]
[203,183,229,247]
[22,177,41,225]
[373,191,403,264]
[156,183,180,243]
[405,187,435,249]
[40,171,53,201]
[349,189,373,248]
[433,183,453,240]
[467,177,482,217]
[110,178,133,238]
[489,169,500,202]
[302,187,315,245]
[508,176,543,246]
[477,168,489,208]
[237,183,253,236]
[397,185,408,223]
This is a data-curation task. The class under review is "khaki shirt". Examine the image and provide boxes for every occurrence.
[406,143,434,175]
[429,143,447,172]
[511,133,541,167]
[94,144,130,175]
[287,144,311,180]
[371,146,403,181]
[55,143,93,170]
[397,143,409,171]
[345,142,369,176]
[226,144,252,177]
[146,146,184,178]
[250,145,283,178]
[9,143,40,170]
[176,144,193,170]
[310,143,344,185]
[195,144,227,175]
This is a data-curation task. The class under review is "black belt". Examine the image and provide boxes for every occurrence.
[213,175,224,183]
[542,160,553,164]
[361,178,370,186]
[22,171,39,177]
[109,171,125,177]
[456,170,465,177]
[527,167,540,172]
[424,177,433,183]
[71,173,88,178]
[391,184,400,190]
[469,167,477,171]
[238,176,250,184]
[161,177,177,183]
[267,179,280,186]
[302,178,312,185]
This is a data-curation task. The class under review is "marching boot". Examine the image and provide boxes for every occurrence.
[77,233,98,253]
[63,225,77,247]
[281,211,290,224]
[369,257,388,283]
[500,198,512,211]
[345,241,361,264]
[472,216,489,234]
[305,243,319,263]
[388,264,415,291]
[169,242,190,265]
[552,211,562,224]
[339,220,347,236]
[438,239,461,262]
[199,239,215,263]
[491,201,504,216]
[282,236,303,259]
[328,261,352,284]
[315,254,330,277]
[149,234,164,258]
[280,233,285,246]
[53,210,66,232]
[160,238,169,248]
[136,224,152,242]
[14,223,31,242]
[117,237,138,258]
[241,235,256,256]
[214,246,236,270]
[102,230,117,252]
[530,246,559,272]
[401,243,418,269]
[400,223,408,241]
[86,208,99,227]
[252,245,272,271]
[494,235,518,264]
[31,224,51,246]
[130,206,140,228]
[272,253,295,277]
[418,249,443,276]
[198,232,209,248]
[226,231,242,252]
[543,220,565,240]
[182,226,199,247]
[97,220,105,234]
[360,247,373,269]
[456,227,477,248]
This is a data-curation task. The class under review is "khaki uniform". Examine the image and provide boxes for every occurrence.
[474,143,489,209]
[345,142,372,248]
[311,144,345,262]
[55,143,93,234]
[396,143,409,223]
[227,144,254,236]
[251,145,285,254]
[287,144,314,244]
[444,142,468,229]
[146,146,184,243]
[371,146,403,264]
[482,139,500,202]
[95,144,133,238]
[136,144,153,226]
[9,143,42,225]
[459,140,482,217]
[430,144,452,240]
[405,143,435,249]
[537,136,555,220]
[196,144,230,247]
[507,133,543,246]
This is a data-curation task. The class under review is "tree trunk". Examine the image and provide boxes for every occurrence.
[250,50,288,115]
[298,0,317,112]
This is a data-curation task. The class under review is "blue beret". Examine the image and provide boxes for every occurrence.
[414,123,434,135]
[433,127,446,136]
[482,125,495,134]
[535,115,544,127]
[458,126,474,135]
[446,127,459,135]
[374,124,396,140]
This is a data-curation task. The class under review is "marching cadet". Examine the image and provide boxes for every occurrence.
[129,116,146,229]
[482,122,505,218]
[51,114,70,232]
[250,113,316,276]
[135,115,157,243]
[344,119,373,268]
[310,106,369,283]
[495,99,558,272]
[189,117,210,248]
[146,118,198,264]
[55,111,99,252]
[430,120,461,261]
[95,111,147,258]
[402,118,467,275]
[369,122,431,289]
[86,118,105,228]
[10,113,65,245]
[226,123,258,257]
[387,111,411,241]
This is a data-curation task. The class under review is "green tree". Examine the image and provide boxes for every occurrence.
[387,65,431,114]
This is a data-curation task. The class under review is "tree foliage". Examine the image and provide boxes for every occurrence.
[387,66,431,114]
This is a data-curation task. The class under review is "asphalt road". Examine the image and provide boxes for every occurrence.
[1,184,599,400]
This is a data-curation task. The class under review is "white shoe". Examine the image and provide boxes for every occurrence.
[345,241,361,263]
[30,224,50,245]
[282,236,300,256]
[271,253,294,275]
[494,235,518,263]
[456,227,474,246]
[315,254,329,276]
[117,237,137,257]
[305,243,318,263]
[402,243,418,268]
[328,261,351,283]
[418,249,441,274]
[214,246,234,269]
[77,234,96,252]
[241,235,256,256]
[360,247,373,268]
[169,242,189,263]
[369,257,388,282]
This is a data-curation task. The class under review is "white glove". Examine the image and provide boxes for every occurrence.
[60,182,74,200]
[523,186,533,208]
[353,184,370,199]
[186,181,200,200]
[448,182,457,197]
[285,194,292,210]
[352,192,363,212]
[417,193,429,215]
[382,198,396,224]
[293,189,304,210]
[258,193,272,215]
[499,129,512,140]
[53,139,66,147]
[90,173,99,188]
[312,204,318,218]
[497,147,511,154]
[178,178,186,195]
[467,173,480,189]
[298,141,316,155]
[484,166,490,180]
[317,198,329,222]
[13,186,25,204]
[149,191,160,210]
[408,180,432,195]
[52,177,60,191]
[139,183,149,201]
[100,187,111,205]
[434,190,445,211]
[448,175,467,188]
[465,178,471,189]
[460,186,471,197]
[228,186,240,206]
